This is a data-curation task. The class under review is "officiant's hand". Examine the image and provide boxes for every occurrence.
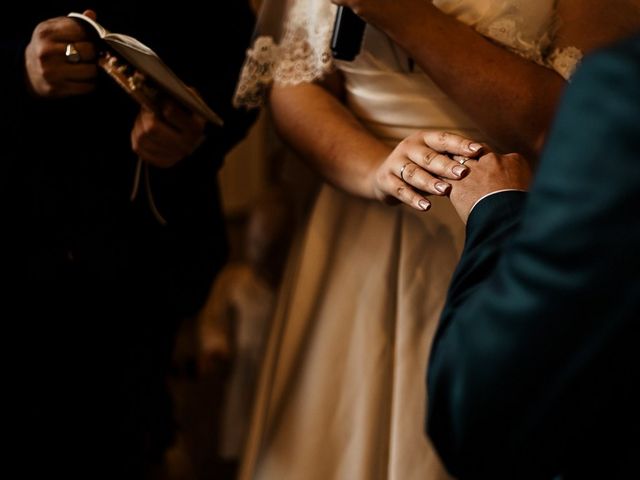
[131,99,207,168]
[24,10,98,98]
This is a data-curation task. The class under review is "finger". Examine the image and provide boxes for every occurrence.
[135,129,187,165]
[62,63,99,81]
[37,62,96,96]
[422,131,484,157]
[150,110,204,154]
[133,111,190,166]
[141,109,189,149]
[143,107,205,152]
[37,41,97,68]
[133,126,183,167]
[57,40,98,63]
[409,147,470,181]
[66,81,96,95]
[398,159,452,196]
[162,101,206,134]
[48,80,96,98]
[82,9,98,21]
[451,154,480,167]
[40,17,93,43]
[387,174,432,211]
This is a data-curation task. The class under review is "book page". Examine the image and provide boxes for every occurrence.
[68,12,107,38]
[106,33,156,56]
[105,41,222,125]
[67,12,223,126]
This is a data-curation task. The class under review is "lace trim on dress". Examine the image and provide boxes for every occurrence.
[234,0,584,108]
[547,46,583,80]
[233,36,280,109]
[234,2,335,108]
[476,10,583,80]
[477,16,552,65]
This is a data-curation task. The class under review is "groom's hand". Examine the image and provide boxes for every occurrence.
[449,151,532,224]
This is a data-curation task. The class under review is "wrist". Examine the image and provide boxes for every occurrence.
[368,150,394,201]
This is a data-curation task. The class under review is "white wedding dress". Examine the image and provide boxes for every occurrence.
[235,1,581,479]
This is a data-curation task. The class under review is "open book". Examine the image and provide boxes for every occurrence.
[68,12,223,126]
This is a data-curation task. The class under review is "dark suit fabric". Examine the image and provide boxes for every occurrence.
[1,2,256,477]
[427,35,640,479]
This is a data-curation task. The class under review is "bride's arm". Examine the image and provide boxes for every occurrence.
[333,0,640,160]
[270,76,388,199]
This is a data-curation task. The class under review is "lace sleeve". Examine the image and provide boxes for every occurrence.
[233,0,336,108]
[469,0,583,80]
[547,45,583,80]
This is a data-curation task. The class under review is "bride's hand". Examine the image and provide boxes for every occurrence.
[372,131,483,211]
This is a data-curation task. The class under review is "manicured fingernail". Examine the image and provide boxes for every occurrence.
[469,143,483,152]
[419,199,431,211]
[435,182,450,194]
[452,165,468,177]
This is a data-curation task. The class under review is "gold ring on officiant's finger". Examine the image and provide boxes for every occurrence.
[65,43,81,63]
[400,162,411,182]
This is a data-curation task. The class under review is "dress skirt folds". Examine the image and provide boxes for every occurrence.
[237,0,579,478]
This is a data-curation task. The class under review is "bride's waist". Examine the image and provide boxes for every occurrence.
[341,68,486,143]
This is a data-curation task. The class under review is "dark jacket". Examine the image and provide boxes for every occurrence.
[428,35,640,479]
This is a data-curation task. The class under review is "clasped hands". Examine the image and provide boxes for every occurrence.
[24,9,205,168]
[373,131,532,224]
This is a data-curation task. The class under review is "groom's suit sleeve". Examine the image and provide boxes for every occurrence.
[427,37,640,479]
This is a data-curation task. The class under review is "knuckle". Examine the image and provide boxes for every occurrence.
[141,118,156,136]
[40,82,54,96]
[40,66,55,83]
[131,136,141,153]
[409,131,423,142]
[423,150,438,166]
[398,137,411,150]
[34,22,53,38]
[404,164,418,179]
[34,43,50,61]
[438,131,449,146]
[396,185,409,199]
[375,168,387,186]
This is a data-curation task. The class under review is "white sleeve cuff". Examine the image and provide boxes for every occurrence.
[469,189,528,215]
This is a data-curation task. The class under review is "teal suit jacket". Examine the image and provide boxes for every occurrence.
[427,35,640,479]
